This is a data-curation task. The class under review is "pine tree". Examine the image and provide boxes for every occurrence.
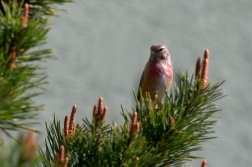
[41,50,225,167]
[0,0,71,166]
[0,1,225,166]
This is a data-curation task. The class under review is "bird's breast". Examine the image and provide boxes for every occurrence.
[141,61,173,100]
[146,61,173,79]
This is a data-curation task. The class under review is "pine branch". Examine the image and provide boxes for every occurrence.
[0,0,73,18]
[0,0,72,139]
[0,129,39,167]
[40,52,224,166]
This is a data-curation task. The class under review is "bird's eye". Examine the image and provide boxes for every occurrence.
[157,48,163,52]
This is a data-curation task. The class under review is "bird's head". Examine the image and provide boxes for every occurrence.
[149,44,170,61]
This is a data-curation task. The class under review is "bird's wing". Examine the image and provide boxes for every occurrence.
[137,70,145,101]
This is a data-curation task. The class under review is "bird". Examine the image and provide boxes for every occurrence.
[137,44,173,103]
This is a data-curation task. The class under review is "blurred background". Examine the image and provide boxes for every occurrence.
[36,1,252,166]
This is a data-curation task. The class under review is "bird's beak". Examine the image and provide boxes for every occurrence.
[149,55,154,60]
[151,50,156,55]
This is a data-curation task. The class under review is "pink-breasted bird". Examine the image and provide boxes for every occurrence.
[137,44,173,103]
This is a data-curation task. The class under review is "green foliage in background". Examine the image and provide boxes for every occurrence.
[0,0,71,166]
[0,0,71,138]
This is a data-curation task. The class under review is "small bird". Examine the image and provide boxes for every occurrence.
[137,44,173,102]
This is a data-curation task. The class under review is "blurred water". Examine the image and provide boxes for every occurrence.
[35,1,252,166]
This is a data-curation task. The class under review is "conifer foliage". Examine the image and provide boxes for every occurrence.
[0,0,71,138]
[42,50,224,166]
[0,1,224,166]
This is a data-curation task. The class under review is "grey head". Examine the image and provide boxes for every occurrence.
[149,44,170,61]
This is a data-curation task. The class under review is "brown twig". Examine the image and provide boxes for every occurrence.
[21,3,29,29]
[68,105,76,134]
[101,106,108,122]
[7,3,29,69]
[55,145,69,167]
[64,115,69,137]
[153,94,158,102]
[168,115,175,127]
[129,112,140,137]
[201,49,209,88]
[63,105,77,138]
[153,94,159,110]
[93,97,108,124]
[22,128,37,161]
[8,49,17,68]
[195,57,201,79]
[201,159,207,167]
